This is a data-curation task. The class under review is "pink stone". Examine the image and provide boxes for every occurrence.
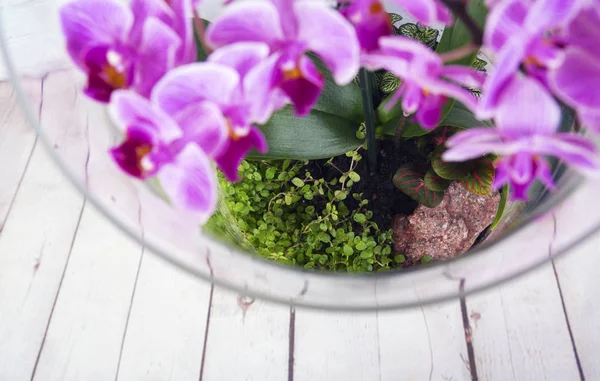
[392,182,500,262]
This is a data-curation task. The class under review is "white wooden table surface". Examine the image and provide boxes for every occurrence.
[2,2,600,380]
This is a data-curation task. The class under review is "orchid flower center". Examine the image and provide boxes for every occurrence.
[422,88,431,96]
[283,67,303,81]
[111,128,156,178]
[369,1,384,14]
[102,51,128,89]
[523,56,544,68]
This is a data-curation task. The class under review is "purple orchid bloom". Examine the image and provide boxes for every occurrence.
[443,76,598,200]
[477,0,583,118]
[205,0,360,116]
[550,7,600,133]
[340,0,392,52]
[362,36,485,129]
[390,0,453,25]
[109,90,220,220]
[151,43,272,181]
[60,0,198,102]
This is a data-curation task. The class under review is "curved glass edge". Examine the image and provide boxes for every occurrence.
[2,12,599,311]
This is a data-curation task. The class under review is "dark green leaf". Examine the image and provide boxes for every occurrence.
[461,157,495,196]
[195,19,211,62]
[424,169,452,191]
[389,12,403,25]
[436,0,488,65]
[402,122,431,138]
[431,146,473,180]
[399,23,419,38]
[440,102,494,129]
[379,72,401,94]
[471,57,488,72]
[393,164,445,208]
[490,184,508,231]
[376,93,403,123]
[248,106,362,160]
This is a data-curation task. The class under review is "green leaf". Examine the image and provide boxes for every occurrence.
[421,255,433,264]
[348,171,361,182]
[376,93,403,123]
[461,157,495,196]
[490,184,508,231]
[424,169,452,191]
[394,254,406,263]
[416,24,440,49]
[436,0,488,65]
[471,57,488,72]
[393,164,445,208]
[354,213,367,223]
[402,122,431,138]
[399,23,419,38]
[379,72,401,94]
[248,106,362,160]
[431,146,473,180]
[440,102,494,129]
[243,55,365,160]
[388,12,403,25]
[292,178,305,187]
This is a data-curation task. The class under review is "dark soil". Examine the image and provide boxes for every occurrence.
[305,138,427,231]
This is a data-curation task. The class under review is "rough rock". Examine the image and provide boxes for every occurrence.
[392,182,500,262]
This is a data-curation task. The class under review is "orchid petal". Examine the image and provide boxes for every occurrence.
[172,102,230,157]
[152,63,240,116]
[279,55,324,116]
[534,134,600,171]
[578,108,600,134]
[478,41,526,119]
[296,1,360,84]
[59,0,133,65]
[563,8,600,59]
[525,0,581,31]
[534,156,557,191]
[416,94,445,129]
[391,0,452,25]
[441,65,486,88]
[129,0,172,45]
[495,76,561,136]
[109,90,182,143]
[484,0,529,52]
[168,0,197,64]
[208,42,270,78]
[551,47,600,110]
[401,83,422,114]
[271,0,299,38]
[205,0,285,49]
[443,128,505,162]
[157,144,218,221]
[244,53,290,124]
[215,127,268,181]
[135,18,181,98]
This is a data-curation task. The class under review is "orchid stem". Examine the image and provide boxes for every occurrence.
[358,69,378,175]
[439,0,484,46]
[193,10,212,58]
[440,42,478,63]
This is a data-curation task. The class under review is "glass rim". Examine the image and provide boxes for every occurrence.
[2,17,598,311]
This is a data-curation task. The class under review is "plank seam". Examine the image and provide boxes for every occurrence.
[114,241,145,381]
[28,199,87,381]
[287,306,296,381]
[459,279,479,381]
[198,284,214,381]
[550,214,586,381]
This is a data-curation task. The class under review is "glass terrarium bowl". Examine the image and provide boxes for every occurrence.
[2,4,600,311]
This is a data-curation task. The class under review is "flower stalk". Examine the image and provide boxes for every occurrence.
[439,0,484,46]
[358,68,378,175]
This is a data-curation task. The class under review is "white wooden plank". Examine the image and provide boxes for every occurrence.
[201,287,290,381]
[115,253,211,381]
[467,265,581,381]
[30,70,144,381]
[294,285,469,381]
[293,310,381,381]
[0,80,38,225]
[0,77,86,380]
[378,301,471,381]
[553,232,600,380]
